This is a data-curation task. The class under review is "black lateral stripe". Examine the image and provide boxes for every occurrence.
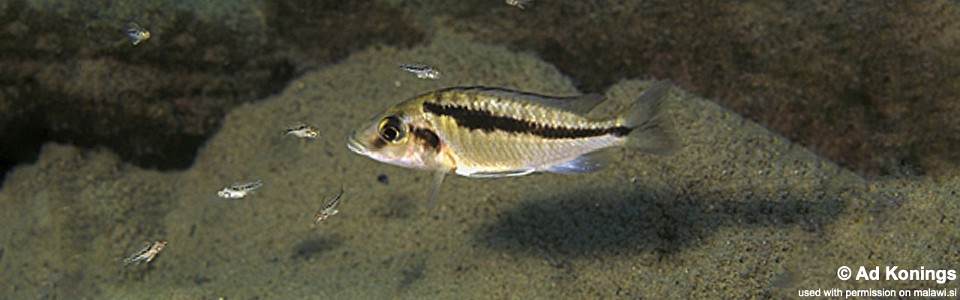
[422,102,630,139]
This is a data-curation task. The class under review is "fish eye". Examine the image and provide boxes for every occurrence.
[378,116,406,143]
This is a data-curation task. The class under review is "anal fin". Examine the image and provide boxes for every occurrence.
[544,150,612,174]
[463,169,536,178]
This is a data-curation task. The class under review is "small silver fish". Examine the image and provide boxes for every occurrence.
[314,186,344,224]
[124,240,167,265]
[125,21,151,46]
[347,81,679,203]
[400,64,441,79]
[283,122,320,139]
[506,0,534,9]
[217,180,263,199]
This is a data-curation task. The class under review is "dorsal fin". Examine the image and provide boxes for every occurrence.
[458,87,605,115]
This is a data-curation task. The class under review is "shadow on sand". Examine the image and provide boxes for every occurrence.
[476,183,847,259]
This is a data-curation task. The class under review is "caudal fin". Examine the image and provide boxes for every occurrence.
[622,80,679,155]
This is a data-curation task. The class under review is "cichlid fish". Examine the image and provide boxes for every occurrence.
[123,240,166,265]
[314,186,344,224]
[125,21,151,46]
[217,180,263,199]
[283,121,321,139]
[399,64,441,79]
[346,81,678,203]
[505,0,534,9]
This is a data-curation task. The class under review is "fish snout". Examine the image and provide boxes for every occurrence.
[346,131,365,154]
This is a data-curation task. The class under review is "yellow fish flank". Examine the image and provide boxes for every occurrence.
[347,81,679,202]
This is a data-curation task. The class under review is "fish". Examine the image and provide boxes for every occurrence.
[283,121,320,139]
[400,64,441,79]
[505,0,534,9]
[346,81,678,203]
[217,180,263,199]
[314,186,344,224]
[124,240,167,265]
[125,21,151,46]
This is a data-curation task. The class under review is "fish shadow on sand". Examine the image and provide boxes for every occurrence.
[291,234,344,261]
[475,183,845,259]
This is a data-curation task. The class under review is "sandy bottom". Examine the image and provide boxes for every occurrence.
[0,39,957,299]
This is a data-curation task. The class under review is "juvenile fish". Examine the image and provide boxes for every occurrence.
[125,21,151,46]
[217,180,263,199]
[124,240,166,265]
[283,122,320,139]
[506,0,534,9]
[347,81,679,203]
[400,64,441,79]
[314,186,344,224]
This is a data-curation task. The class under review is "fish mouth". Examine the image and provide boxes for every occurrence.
[346,132,365,154]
